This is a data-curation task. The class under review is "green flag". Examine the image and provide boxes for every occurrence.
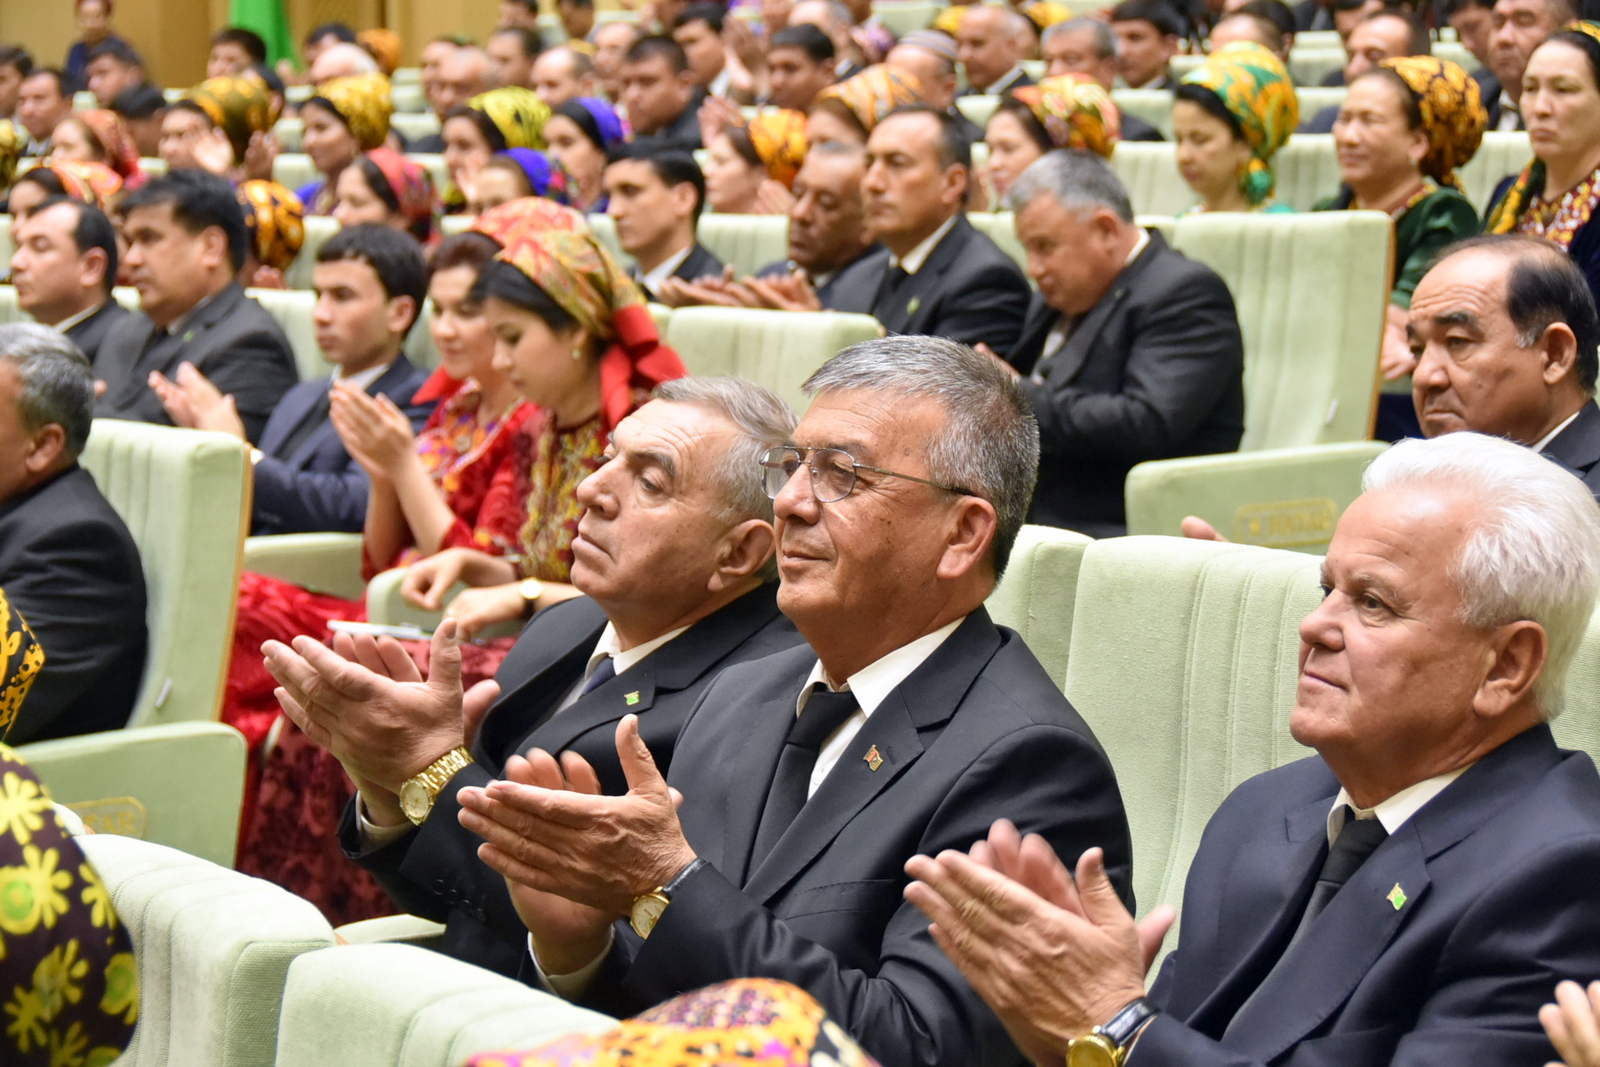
[229,0,296,69]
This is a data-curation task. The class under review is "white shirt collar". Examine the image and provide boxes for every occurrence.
[1534,405,1586,451]
[1126,226,1151,266]
[890,213,959,275]
[51,301,107,333]
[981,65,1027,94]
[1326,764,1472,846]
[639,244,694,295]
[333,359,395,393]
[796,616,965,718]
[708,67,732,99]
[584,621,691,680]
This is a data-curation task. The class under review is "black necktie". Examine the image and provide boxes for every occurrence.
[580,655,615,696]
[275,386,332,461]
[749,688,860,869]
[1288,807,1389,949]
[874,265,910,311]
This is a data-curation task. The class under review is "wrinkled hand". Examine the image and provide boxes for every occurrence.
[655,266,747,308]
[400,547,516,611]
[742,271,820,312]
[193,126,237,176]
[1180,517,1229,542]
[457,714,697,917]
[149,362,247,438]
[249,266,288,289]
[1543,980,1600,1067]
[444,582,528,641]
[330,382,416,478]
[242,130,279,183]
[263,619,471,802]
[904,828,1174,1065]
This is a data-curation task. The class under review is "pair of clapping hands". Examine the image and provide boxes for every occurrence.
[655,264,823,312]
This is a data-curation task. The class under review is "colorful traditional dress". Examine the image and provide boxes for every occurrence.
[1488,161,1600,313]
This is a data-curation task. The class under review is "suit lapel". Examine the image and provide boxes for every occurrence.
[874,219,968,334]
[1542,401,1600,479]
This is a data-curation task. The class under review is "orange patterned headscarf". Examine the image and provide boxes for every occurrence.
[746,109,809,188]
[74,110,143,182]
[1376,56,1486,189]
[358,28,403,76]
[0,121,21,192]
[32,159,124,209]
[308,72,393,151]
[237,179,306,272]
[813,65,923,137]
[187,74,277,162]
[1009,74,1121,159]
[493,227,686,433]
[470,197,591,248]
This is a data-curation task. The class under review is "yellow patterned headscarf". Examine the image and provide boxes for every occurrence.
[747,109,809,188]
[1376,56,1486,190]
[309,72,393,151]
[1020,0,1075,33]
[1182,42,1298,203]
[237,180,306,272]
[0,120,22,192]
[496,228,646,343]
[188,75,276,162]
[0,590,44,737]
[814,65,923,137]
[467,88,552,151]
[1009,75,1121,159]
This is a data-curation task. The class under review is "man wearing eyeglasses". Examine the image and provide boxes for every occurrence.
[449,336,1134,1067]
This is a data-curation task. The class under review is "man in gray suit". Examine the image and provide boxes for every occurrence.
[95,169,299,445]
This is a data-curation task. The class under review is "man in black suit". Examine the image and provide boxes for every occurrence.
[605,150,724,302]
[0,324,145,744]
[1111,0,1186,90]
[886,34,985,144]
[1298,11,1428,133]
[8,198,130,366]
[1410,235,1600,499]
[95,170,299,446]
[619,36,704,152]
[263,378,804,976]
[1042,21,1167,140]
[1003,151,1243,536]
[450,337,1133,1067]
[146,225,434,535]
[908,430,1600,1067]
[957,6,1035,96]
[863,107,1032,357]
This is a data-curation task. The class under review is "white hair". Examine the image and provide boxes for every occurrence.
[1362,433,1600,718]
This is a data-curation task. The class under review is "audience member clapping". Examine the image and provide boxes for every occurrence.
[470,150,569,213]
[606,148,724,301]
[236,179,306,290]
[1546,981,1600,1067]
[807,63,920,145]
[702,109,806,215]
[443,87,552,211]
[333,147,438,245]
[162,75,280,182]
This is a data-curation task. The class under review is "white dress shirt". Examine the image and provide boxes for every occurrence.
[889,214,960,275]
[334,359,394,391]
[51,302,107,334]
[1325,764,1472,846]
[637,244,694,296]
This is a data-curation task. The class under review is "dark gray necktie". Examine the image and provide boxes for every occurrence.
[1288,807,1389,949]
[749,688,860,869]
[580,655,615,696]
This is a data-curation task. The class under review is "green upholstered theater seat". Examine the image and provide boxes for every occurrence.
[1170,210,1389,449]
[243,533,368,599]
[80,419,251,727]
[284,214,339,291]
[872,0,942,35]
[1271,134,1344,211]
[1062,537,1322,949]
[393,82,429,114]
[955,93,1000,129]
[0,282,22,324]
[1461,131,1532,213]
[248,287,325,380]
[271,152,320,197]
[80,833,335,1067]
[1110,141,1197,217]
[19,722,247,866]
[1289,48,1347,87]
[0,213,12,269]
[663,305,884,413]
[272,943,618,1067]
[1125,441,1389,551]
[696,213,791,276]
[1555,606,1600,763]
[984,525,1093,690]
[1113,88,1175,139]
[1433,40,1480,71]
[1294,85,1345,120]
[273,117,303,152]
[967,211,1027,273]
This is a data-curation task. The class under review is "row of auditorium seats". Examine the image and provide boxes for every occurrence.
[70,524,1600,1066]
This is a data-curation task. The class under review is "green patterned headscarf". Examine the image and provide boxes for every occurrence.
[1182,42,1299,204]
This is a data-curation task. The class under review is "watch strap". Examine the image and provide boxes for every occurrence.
[1098,996,1159,1050]
[661,857,706,898]
[412,746,472,796]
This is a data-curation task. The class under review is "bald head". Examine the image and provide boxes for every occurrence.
[887,41,958,108]
[309,41,379,83]
[436,46,494,115]
[958,6,1031,92]
[1210,12,1283,53]
[533,46,596,106]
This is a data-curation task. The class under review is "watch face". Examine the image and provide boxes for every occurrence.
[399,779,432,824]
[630,894,669,938]
[1066,1036,1118,1067]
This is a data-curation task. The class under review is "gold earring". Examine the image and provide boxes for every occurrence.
[572,347,584,361]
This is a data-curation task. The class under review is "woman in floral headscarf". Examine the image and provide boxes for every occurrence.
[298,71,393,215]
[333,146,437,245]
[165,74,278,175]
[809,64,922,146]
[443,87,552,212]
[984,74,1119,200]
[236,178,305,288]
[1174,42,1297,214]
[544,97,626,212]
[49,109,144,189]
[1316,55,1485,440]
[1486,23,1600,310]
[704,109,808,215]
[4,159,123,216]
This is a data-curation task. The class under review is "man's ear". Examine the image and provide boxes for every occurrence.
[672,179,700,221]
[1540,321,1581,387]
[709,518,778,590]
[23,423,67,475]
[385,295,418,339]
[200,224,232,272]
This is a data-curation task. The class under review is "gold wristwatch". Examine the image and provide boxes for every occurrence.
[399,746,474,825]
[1066,998,1158,1067]
[630,858,706,938]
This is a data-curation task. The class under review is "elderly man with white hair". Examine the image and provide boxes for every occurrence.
[907,431,1600,1067]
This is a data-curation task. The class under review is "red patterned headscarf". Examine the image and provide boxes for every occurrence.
[74,110,144,185]
[363,147,436,234]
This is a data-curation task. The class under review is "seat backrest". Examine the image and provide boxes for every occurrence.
[248,287,323,380]
[0,213,12,270]
[955,93,1000,128]
[1432,40,1480,71]
[1109,141,1196,217]
[663,306,883,413]
[968,212,1027,272]
[80,833,334,1067]
[1171,210,1389,449]
[1063,537,1321,932]
[284,215,340,291]
[271,152,320,197]
[1294,85,1346,120]
[272,117,304,152]
[1289,48,1347,87]
[872,0,941,35]
[1125,441,1389,550]
[392,113,440,141]
[696,213,791,277]
[0,282,21,324]
[1113,88,1175,139]
[1271,133,1342,211]
[984,525,1093,690]
[80,419,251,726]
[1460,131,1532,213]
[1556,606,1600,767]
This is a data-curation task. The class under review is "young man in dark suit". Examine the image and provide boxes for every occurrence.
[862,107,1032,358]
[617,36,704,152]
[263,378,804,977]
[95,169,299,445]
[1003,150,1244,536]
[605,149,724,301]
[8,198,129,366]
[0,324,145,744]
[907,432,1600,1067]
[443,338,1133,1067]
[147,224,434,536]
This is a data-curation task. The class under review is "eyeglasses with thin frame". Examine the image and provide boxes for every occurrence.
[758,445,976,503]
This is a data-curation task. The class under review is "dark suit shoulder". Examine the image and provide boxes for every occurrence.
[677,243,725,282]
